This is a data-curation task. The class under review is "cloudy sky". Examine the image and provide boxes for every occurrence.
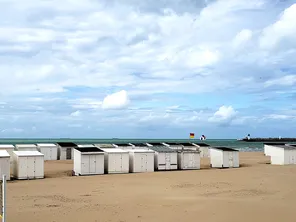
[0,0,296,139]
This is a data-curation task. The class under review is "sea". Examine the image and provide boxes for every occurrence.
[0,138,289,152]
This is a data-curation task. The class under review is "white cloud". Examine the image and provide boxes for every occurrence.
[1,128,24,133]
[208,105,238,124]
[263,114,296,120]
[70,110,81,117]
[264,75,296,87]
[233,29,253,48]
[71,99,103,110]
[259,3,296,49]
[101,90,130,110]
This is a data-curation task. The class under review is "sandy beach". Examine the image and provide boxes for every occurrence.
[6,152,296,222]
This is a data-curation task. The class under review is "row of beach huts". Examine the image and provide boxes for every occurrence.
[0,142,240,180]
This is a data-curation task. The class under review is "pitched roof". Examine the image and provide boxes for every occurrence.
[130,143,149,147]
[75,147,104,153]
[263,142,286,145]
[148,146,176,152]
[193,143,210,147]
[56,142,77,147]
[211,147,238,152]
[178,142,196,147]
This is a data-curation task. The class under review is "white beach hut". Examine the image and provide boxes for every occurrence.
[146,142,178,171]
[162,142,200,170]
[269,145,296,165]
[0,150,11,180]
[210,147,239,168]
[192,142,211,158]
[263,143,286,156]
[0,144,15,168]
[73,147,105,176]
[177,149,200,170]
[124,148,155,173]
[36,143,58,160]
[56,142,77,160]
[15,144,38,151]
[12,151,44,179]
[0,144,15,157]
[100,148,129,174]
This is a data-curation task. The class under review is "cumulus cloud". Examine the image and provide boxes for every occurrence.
[259,3,296,49]
[264,75,296,87]
[208,106,238,125]
[70,110,81,117]
[101,90,130,110]
[233,29,253,48]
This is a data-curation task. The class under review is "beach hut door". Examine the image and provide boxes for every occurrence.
[141,154,147,172]
[66,148,72,159]
[289,153,295,164]
[27,157,35,178]
[89,155,96,174]
[165,153,171,169]
[183,153,189,169]
[229,152,233,167]
[188,153,194,168]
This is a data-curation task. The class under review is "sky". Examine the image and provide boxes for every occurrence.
[0,0,296,139]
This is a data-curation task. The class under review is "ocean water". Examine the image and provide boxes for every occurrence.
[0,138,281,152]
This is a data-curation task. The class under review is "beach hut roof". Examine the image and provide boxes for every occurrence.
[0,150,10,157]
[124,148,154,153]
[13,151,44,156]
[95,144,115,148]
[164,142,181,145]
[147,142,164,146]
[114,143,133,147]
[36,143,57,147]
[100,148,128,153]
[194,143,210,147]
[212,147,238,152]
[178,142,196,147]
[148,146,176,152]
[75,147,104,152]
[270,145,296,150]
[56,142,77,147]
[263,142,286,145]
[77,144,96,148]
[0,144,15,148]
[15,144,37,148]
[130,143,149,147]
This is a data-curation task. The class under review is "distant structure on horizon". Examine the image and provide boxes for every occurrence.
[200,135,206,140]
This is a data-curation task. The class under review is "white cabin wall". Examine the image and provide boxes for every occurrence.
[210,149,223,168]
[271,148,285,165]
[73,149,81,175]
[0,156,10,180]
[121,153,129,173]
[34,156,44,179]
[223,151,229,168]
[233,152,240,167]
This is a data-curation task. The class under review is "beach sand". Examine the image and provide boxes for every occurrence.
[7,152,296,222]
